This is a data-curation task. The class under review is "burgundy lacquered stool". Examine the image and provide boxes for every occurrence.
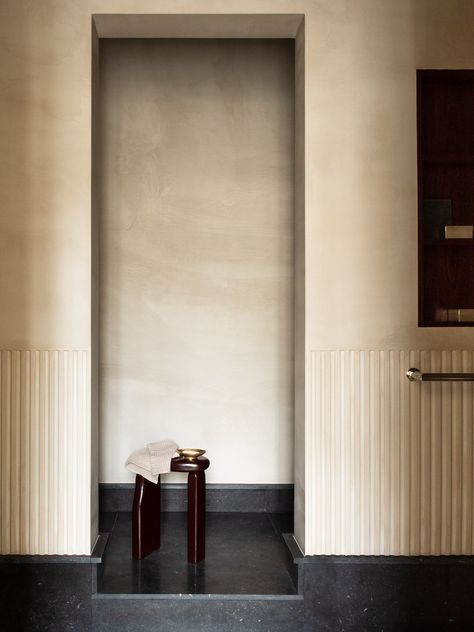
[132,455,210,563]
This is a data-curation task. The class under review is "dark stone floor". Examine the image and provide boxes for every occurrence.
[3,513,474,631]
[98,512,296,596]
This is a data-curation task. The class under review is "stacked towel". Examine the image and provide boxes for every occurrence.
[125,440,179,484]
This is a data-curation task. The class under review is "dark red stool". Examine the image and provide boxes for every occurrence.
[132,455,210,563]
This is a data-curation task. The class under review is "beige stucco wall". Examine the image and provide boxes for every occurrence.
[99,38,295,484]
[306,0,474,353]
[301,0,474,554]
[0,0,473,554]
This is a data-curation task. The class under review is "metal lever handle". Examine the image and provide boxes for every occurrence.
[406,367,474,382]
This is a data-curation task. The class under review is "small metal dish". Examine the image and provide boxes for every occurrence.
[177,448,206,460]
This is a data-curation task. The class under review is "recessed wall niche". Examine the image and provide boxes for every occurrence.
[98,38,295,484]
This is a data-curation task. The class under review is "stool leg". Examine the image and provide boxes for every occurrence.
[187,470,206,563]
[132,474,161,560]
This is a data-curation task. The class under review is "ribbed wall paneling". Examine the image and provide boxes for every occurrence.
[309,350,474,556]
[0,350,90,555]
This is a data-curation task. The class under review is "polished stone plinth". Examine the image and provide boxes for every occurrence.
[99,511,296,596]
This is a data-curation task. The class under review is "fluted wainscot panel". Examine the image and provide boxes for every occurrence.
[0,351,89,555]
[309,350,474,555]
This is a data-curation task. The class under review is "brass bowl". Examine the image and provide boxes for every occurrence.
[178,448,206,460]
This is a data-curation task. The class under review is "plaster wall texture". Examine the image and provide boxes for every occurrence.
[304,0,474,353]
[0,0,473,553]
[99,38,295,484]
[1,0,473,352]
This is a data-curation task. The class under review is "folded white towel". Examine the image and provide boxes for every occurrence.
[125,440,179,484]
[147,440,179,457]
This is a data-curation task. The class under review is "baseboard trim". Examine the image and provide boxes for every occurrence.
[99,483,294,514]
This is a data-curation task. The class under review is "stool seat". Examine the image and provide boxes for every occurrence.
[132,454,210,564]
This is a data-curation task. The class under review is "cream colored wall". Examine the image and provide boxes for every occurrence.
[305,0,474,352]
[0,0,473,554]
[303,0,474,554]
[99,38,295,484]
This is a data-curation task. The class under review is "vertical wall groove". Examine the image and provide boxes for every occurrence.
[0,350,89,555]
[310,349,474,556]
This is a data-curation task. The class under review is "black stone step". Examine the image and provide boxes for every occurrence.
[92,594,304,632]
